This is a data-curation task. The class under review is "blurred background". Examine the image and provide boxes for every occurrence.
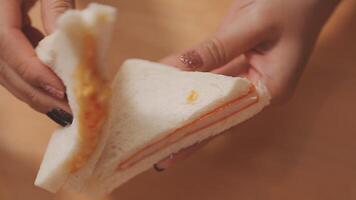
[0,0,355,199]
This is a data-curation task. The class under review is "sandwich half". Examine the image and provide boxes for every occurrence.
[35,3,270,196]
[84,59,270,195]
[35,3,116,192]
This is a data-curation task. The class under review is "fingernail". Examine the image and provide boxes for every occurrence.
[47,108,73,127]
[153,154,175,172]
[153,164,165,172]
[41,84,65,99]
[179,50,203,70]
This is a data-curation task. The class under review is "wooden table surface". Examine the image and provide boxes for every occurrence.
[0,0,355,200]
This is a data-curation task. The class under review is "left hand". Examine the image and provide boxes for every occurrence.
[0,0,74,126]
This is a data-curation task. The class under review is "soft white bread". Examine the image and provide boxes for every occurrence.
[35,3,270,196]
[35,4,116,192]
[82,59,270,196]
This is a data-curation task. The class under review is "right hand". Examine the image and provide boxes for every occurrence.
[157,0,340,170]
[161,0,340,103]
[0,0,74,126]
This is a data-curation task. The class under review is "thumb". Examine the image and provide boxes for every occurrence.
[160,19,264,72]
[41,0,75,34]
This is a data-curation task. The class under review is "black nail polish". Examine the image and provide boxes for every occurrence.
[47,108,73,127]
[153,164,165,172]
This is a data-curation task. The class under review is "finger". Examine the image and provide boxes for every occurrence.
[160,18,264,72]
[212,55,249,76]
[22,0,38,14]
[41,0,75,34]
[23,25,45,47]
[154,143,206,171]
[22,14,45,47]
[249,39,306,103]
[0,0,21,28]
[0,1,71,124]
[0,59,70,115]
[154,137,215,171]
[1,60,72,126]
[0,29,66,100]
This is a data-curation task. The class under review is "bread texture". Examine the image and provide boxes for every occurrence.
[35,3,116,192]
[82,59,270,196]
[35,3,270,196]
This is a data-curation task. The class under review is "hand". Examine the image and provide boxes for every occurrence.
[0,0,74,126]
[156,0,340,170]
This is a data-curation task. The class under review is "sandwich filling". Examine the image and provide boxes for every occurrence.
[70,32,111,172]
[118,86,259,170]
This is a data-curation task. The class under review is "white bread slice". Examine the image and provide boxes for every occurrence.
[81,59,270,196]
[35,4,116,192]
[35,3,270,196]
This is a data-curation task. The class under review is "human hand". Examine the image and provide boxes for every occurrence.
[0,0,74,126]
[155,0,340,170]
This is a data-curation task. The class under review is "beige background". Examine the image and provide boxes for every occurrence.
[0,0,356,199]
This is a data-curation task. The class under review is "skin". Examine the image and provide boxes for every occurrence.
[157,0,341,169]
[0,0,74,114]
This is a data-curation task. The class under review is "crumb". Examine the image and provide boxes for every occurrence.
[186,90,199,104]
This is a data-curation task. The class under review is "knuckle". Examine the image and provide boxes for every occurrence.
[26,90,39,105]
[49,0,74,13]
[16,62,33,81]
[237,0,256,10]
[202,37,227,67]
[250,6,272,32]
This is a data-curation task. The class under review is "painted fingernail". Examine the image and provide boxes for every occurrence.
[153,164,165,172]
[41,84,65,99]
[153,154,175,172]
[179,50,203,70]
[47,108,73,127]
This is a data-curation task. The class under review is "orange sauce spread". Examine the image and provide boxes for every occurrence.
[186,90,199,104]
[70,33,111,172]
